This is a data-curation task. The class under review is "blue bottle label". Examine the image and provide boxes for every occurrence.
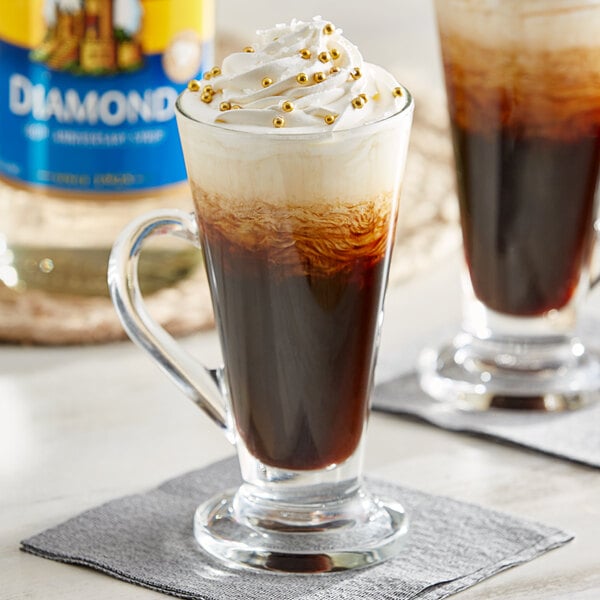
[0,0,213,195]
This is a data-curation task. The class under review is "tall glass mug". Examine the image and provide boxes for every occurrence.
[419,0,600,411]
[108,92,413,572]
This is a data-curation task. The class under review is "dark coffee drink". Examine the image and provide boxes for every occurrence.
[418,1,600,413]
[440,30,600,316]
[193,188,395,470]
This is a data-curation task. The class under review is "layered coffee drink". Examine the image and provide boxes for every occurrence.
[177,18,411,470]
[436,0,600,316]
[194,190,392,470]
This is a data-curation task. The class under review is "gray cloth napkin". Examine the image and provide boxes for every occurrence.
[374,371,600,468]
[22,456,571,600]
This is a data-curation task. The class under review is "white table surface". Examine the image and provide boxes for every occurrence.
[2,1,600,598]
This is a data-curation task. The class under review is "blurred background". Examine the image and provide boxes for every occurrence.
[0,0,458,346]
[215,0,443,93]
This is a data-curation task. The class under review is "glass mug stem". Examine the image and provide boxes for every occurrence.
[108,208,408,573]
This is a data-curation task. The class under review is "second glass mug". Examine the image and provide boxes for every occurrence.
[419,0,600,411]
[108,92,414,572]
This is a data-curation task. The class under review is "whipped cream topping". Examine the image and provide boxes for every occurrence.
[178,17,407,132]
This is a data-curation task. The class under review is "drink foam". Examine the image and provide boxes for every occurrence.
[436,0,600,138]
[436,0,600,51]
[177,107,411,269]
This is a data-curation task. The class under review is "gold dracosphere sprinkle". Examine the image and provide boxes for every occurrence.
[299,48,311,59]
[273,116,285,128]
[219,101,231,111]
[318,51,330,63]
[323,23,335,35]
[211,66,221,76]
[203,84,214,94]
[243,46,255,53]
[262,77,273,87]
[360,93,368,102]
[350,67,362,80]
[324,114,336,125]
[203,72,212,80]
[282,101,294,112]
[330,66,340,74]
[392,86,404,97]
[296,72,308,84]
[231,104,242,109]
[351,96,365,109]
[330,48,340,59]
[313,71,326,83]
[201,92,213,103]
[187,79,200,92]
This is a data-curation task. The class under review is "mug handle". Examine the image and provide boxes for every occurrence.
[108,209,231,439]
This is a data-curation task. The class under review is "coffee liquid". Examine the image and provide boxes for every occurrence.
[442,32,600,316]
[194,189,394,470]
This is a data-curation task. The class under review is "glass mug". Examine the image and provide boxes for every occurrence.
[419,0,600,411]
[108,92,413,572]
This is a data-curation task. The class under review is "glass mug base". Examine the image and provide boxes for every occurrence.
[194,484,408,573]
[418,333,600,411]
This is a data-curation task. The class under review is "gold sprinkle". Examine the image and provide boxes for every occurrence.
[273,116,285,128]
[243,46,255,53]
[201,92,213,103]
[330,66,340,74]
[392,86,404,97]
[211,66,222,77]
[203,84,214,94]
[187,79,200,92]
[351,96,365,109]
[313,71,326,83]
[324,114,337,125]
[203,72,212,80]
[299,48,312,59]
[262,77,273,87]
[330,48,340,60]
[318,51,330,63]
[323,23,335,35]
[350,67,362,80]
[296,72,308,84]
[219,101,231,111]
[231,104,242,109]
[281,101,294,112]
[360,93,368,102]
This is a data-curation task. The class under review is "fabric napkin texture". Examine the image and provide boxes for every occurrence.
[22,456,570,600]
[374,371,600,468]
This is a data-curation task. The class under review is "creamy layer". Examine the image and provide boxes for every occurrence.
[435,0,600,51]
[177,108,412,205]
[436,0,600,137]
[178,17,408,132]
